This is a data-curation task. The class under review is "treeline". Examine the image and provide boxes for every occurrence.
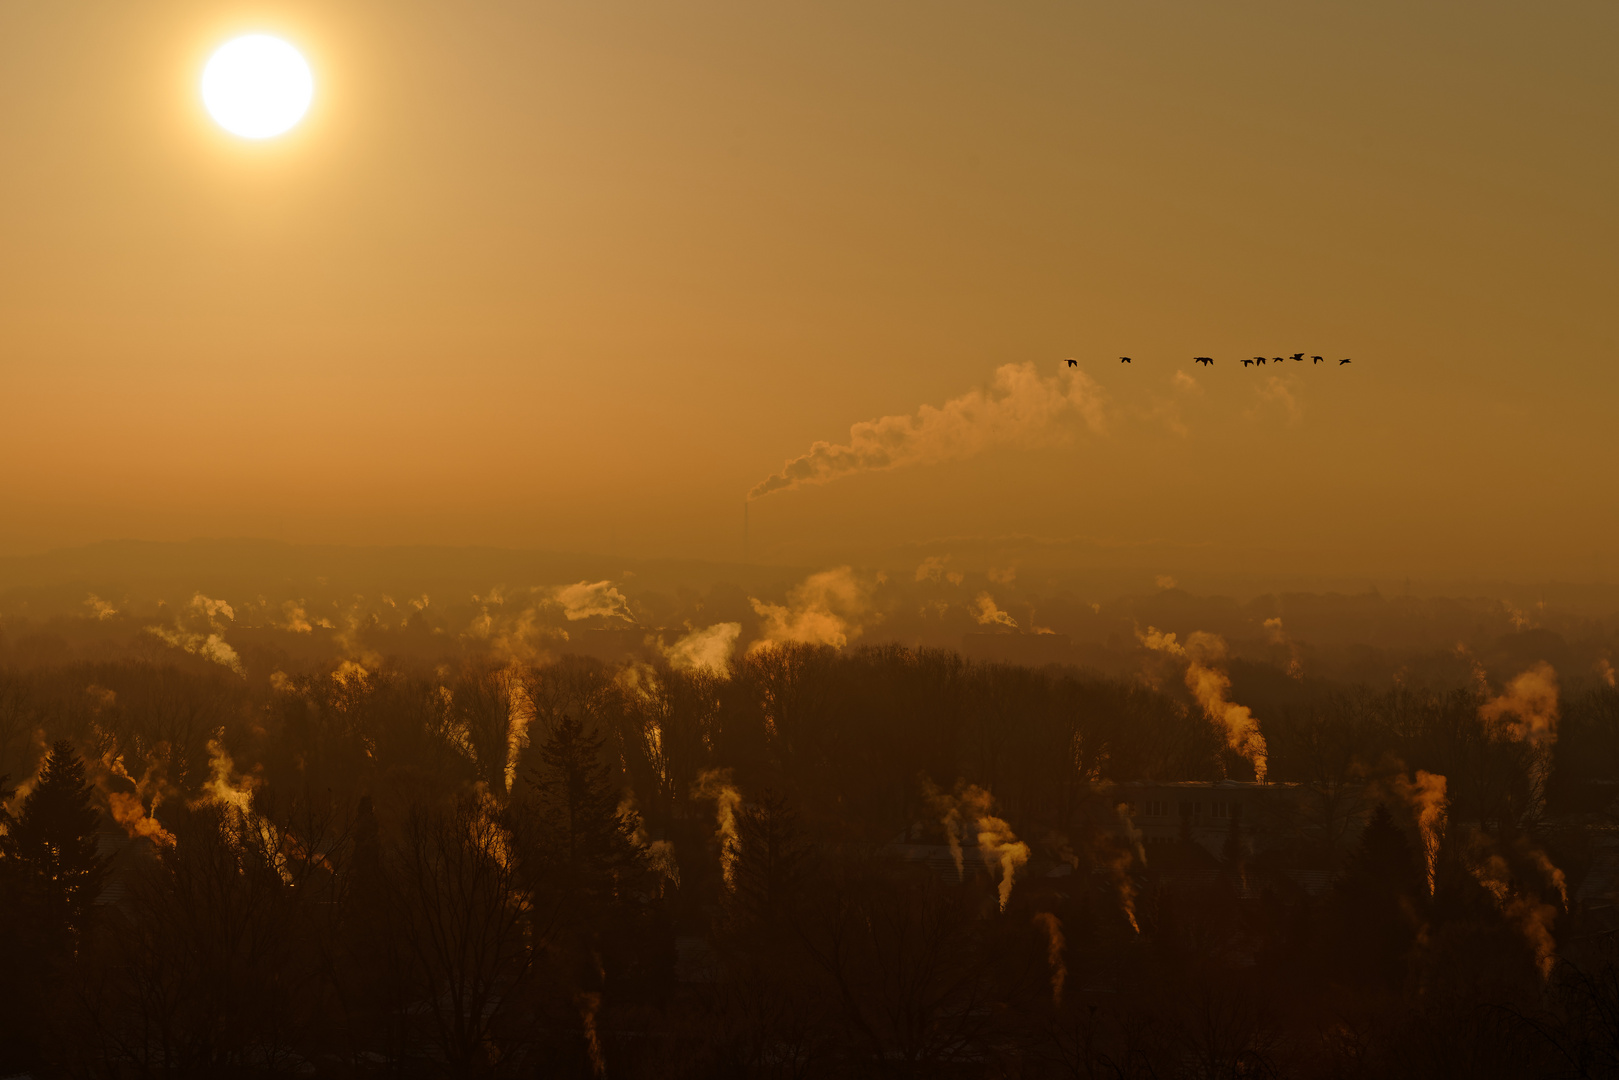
[0,645,1617,1076]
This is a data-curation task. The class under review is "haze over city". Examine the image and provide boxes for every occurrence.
[1,3,1616,1078]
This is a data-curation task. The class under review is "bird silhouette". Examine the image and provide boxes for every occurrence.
[1273,357,1285,364]
[1194,357,1214,366]
[1120,356,1132,364]
[1339,358,1351,365]
[1256,357,1268,365]
[1065,358,1077,367]
[1244,357,1259,366]
[1311,356,1324,364]
[1290,353,1304,361]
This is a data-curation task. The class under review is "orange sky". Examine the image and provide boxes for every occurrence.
[1,1,1614,580]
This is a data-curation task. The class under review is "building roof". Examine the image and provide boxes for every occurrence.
[1108,779,1300,790]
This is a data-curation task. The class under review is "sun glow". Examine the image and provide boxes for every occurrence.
[201,35,313,139]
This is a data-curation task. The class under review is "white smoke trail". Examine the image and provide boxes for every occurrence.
[1138,627,1268,782]
[1480,662,1559,815]
[550,581,634,622]
[694,768,743,889]
[748,567,875,654]
[749,363,1105,500]
[144,593,244,674]
[922,779,1030,912]
[663,623,742,676]
[971,593,1018,630]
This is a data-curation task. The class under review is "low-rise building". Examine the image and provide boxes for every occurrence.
[1109,779,1303,860]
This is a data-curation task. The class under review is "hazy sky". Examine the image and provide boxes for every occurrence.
[1,1,1614,579]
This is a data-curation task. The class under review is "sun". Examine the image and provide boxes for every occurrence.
[201,35,314,139]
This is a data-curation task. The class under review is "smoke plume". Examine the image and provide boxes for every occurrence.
[1139,627,1268,782]
[972,592,1018,630]
[1032,912,1066,1008]
[577,990,606,1077]
[192,732,260,816]
[1468,832,1564,981]
[694,767,743,889]
[748,566,874,654]
[504,670,534,794]
[749,362,1105,500]
[662,622,741,676]
[1480,662,1559,751]
[1480,662,1559,814]
[619,792,682,891]
[1392,770,1447,896]
[923,779,1031,912]
[84,593,118,620]
[915,555,964,585]
[144,593,244,674]
[1111,803,1145,933]
[550,580,634,622]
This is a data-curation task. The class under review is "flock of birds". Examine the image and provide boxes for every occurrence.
[1066,353,1351,367]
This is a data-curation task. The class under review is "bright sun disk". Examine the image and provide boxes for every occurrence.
[202,35,313,139]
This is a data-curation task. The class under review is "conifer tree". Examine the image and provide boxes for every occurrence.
[731,789,812,929]
[1,740,109,942]
[1332,803,1422,990]
[527,714,648,906]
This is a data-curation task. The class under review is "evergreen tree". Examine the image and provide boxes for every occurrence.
[1332,803,1422,991]
[527,714,648,907]
[1,740,109,942]
[731,789,812,929]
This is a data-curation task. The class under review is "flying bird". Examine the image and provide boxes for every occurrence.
[1194,357,1214,366]
[1312,356,1324,364]
[1290,353,1304,361]
[1256,357,1268,365]
[1339,358,1352,365]
[1065,358,1077,367]
[1273,357,1285,363]
[1120,356,1132,364]
[1244,357,1258,366]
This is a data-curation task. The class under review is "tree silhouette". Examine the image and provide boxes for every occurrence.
[1332,803,1423,991]
[525,713,649,907]
[1,740,108,944]
[730,789,813,930]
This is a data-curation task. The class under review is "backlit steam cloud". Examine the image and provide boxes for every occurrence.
[88,719,176,848]
[192,732,259,816]
[84,593,118,620]
[1393,770,1447,896]
[749,566,874,654]
[694,768,743,889]
[1139,627,1268,782]
[972,592,1018,629]
[1112,804,1145,933]
[923,779,1031,912]
[1468,833,1565,981]
[1480,662,1559,813]
[551,580,634,622]
[1480,662,1559,751]
[749,362,1104,500]
[504,670,534,794]
[662,622,742,676]
[144,593,244,674]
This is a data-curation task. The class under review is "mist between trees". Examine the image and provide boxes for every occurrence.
[2,607,1619,1077]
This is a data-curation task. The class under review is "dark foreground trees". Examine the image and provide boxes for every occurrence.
[1,647,1617,1077]
[0,741,109,1071]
